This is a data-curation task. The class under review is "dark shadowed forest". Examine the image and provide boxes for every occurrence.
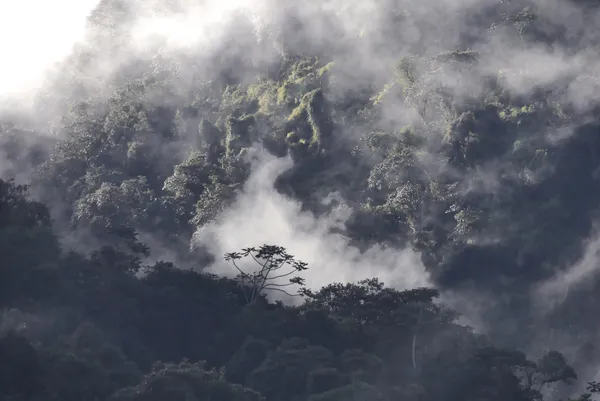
[2,0,600,399]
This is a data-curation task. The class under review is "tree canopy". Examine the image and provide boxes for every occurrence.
[2,0,600,399]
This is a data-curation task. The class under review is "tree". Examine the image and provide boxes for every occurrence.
[224,245,308,303]
[303,279,448,371]
[0,179,61,306]
[226,337,271,384]
[110,360,264,401]
[307,381,388,401]
[246,338,334,401]
[0,331,40,399]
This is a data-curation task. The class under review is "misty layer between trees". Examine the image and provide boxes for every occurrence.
[2,0,600,399]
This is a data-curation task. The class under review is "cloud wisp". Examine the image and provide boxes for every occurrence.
[192,148,431,302]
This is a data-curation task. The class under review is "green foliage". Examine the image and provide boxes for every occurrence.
[338,349,384,384]
[225,115,256,158]
[0,331,40,399]
[306,368,346,395]
[246,338,334,400]
[111,360,264,401]
[0,178,581,401]
[286,89,333,158]
[0,180,61,306]
[308,381,388,401]
[163,152,215,199]
[277,57,331,106]
[226,338,271,384]
[2,0,600,400]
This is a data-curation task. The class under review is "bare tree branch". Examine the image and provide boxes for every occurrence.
[266,287,303,297]
[264,282,295,288]
[269,270,298,280]
[224,245,309,304]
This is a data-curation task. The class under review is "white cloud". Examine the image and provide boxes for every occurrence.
[0,0,100,99]
[192,148,431,302]
[534,227,600,315]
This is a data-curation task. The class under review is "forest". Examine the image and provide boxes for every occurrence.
[2,0,600,399]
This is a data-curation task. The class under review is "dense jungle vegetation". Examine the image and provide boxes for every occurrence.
[2,0,600,399]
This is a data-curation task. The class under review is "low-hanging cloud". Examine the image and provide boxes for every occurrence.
[3,0,600,381]
[0,0,100,103]
[534,225,600,315]
[192,148,431,300]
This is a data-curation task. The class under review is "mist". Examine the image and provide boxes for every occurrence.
[0,0,100,104]
[2,0,600,398]
[192,148,431,301]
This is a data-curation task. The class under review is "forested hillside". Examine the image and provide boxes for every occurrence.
[2,0,600,399]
